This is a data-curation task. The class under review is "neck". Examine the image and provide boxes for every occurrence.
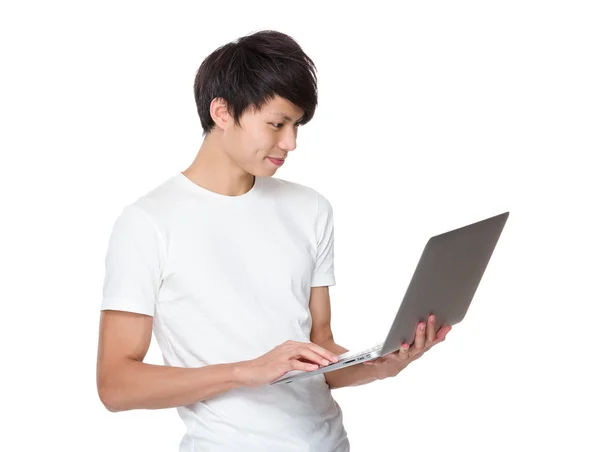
[182,132,255,197]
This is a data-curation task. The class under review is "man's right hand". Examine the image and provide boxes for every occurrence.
[237,340,340,387]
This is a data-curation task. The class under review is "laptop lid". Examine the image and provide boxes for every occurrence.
[379,212,509,356]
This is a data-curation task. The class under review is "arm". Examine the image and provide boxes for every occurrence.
[96,310,246,412]
[309,286,384,389]
[96,310,337,412]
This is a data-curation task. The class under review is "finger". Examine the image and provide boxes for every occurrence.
[306,343,340,363]
[426,314,436,345]
[435,325,452,343]
[293,348,333,367]
[286,341,338,364]
[398,343,410,360]
[414,322,426,350]
[290,360,321,372]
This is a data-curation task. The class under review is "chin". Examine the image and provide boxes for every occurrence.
[260,168,278,177]
[246,167,274,178]
[255,162,279,177]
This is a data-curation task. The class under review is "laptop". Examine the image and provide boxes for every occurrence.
[271,211,510,385]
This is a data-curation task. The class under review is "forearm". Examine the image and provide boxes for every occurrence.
[98,359,246,412]
[318,340,381,389]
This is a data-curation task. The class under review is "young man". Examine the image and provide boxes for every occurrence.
[97,30,451,451]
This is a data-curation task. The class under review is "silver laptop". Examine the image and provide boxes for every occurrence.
[271,211,509,385]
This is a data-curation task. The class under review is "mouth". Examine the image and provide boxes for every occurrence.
[267,157,285,167]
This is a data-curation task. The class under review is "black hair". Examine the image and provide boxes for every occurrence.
[193,30,318,135]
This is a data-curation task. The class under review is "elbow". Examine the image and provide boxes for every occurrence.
[98,386,122,412]
[98,379,130,413]
[97,359,140,412]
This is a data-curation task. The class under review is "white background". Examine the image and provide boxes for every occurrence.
[1,1,599,451]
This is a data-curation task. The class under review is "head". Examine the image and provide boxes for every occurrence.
[193,30,318,176]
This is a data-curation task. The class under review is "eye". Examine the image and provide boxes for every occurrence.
[270,122,301,130]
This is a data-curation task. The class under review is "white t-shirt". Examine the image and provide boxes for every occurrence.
[101,172,349,452]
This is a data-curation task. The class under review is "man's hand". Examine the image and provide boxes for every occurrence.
[363,314,451,380]
[237,340,340,387]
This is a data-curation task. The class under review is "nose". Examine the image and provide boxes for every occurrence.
[278,128,297,153]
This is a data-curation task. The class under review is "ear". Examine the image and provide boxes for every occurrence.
[209,97,232,131]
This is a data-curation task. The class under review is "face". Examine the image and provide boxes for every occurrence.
[219,95,305,177]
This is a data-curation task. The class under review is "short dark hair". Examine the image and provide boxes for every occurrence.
[193,30,318,135]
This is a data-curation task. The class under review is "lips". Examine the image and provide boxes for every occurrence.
[267,157,285,167]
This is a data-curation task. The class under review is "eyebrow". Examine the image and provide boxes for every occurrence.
[269,111,304,123]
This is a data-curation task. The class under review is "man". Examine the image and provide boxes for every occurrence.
[97,29,451,451]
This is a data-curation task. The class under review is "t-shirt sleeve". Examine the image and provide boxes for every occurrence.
[312,193,336,287]
[100,203,165,317]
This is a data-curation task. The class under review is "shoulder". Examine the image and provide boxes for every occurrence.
[116,174,183,232]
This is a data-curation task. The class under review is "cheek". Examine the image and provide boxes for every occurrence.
[227,131,259,159]
[250,133,277,156]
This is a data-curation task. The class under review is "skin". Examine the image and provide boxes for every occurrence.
[96,95,452,413]
[181,95,303,197]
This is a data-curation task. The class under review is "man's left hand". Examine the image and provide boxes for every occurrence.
[363,314,452,379]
